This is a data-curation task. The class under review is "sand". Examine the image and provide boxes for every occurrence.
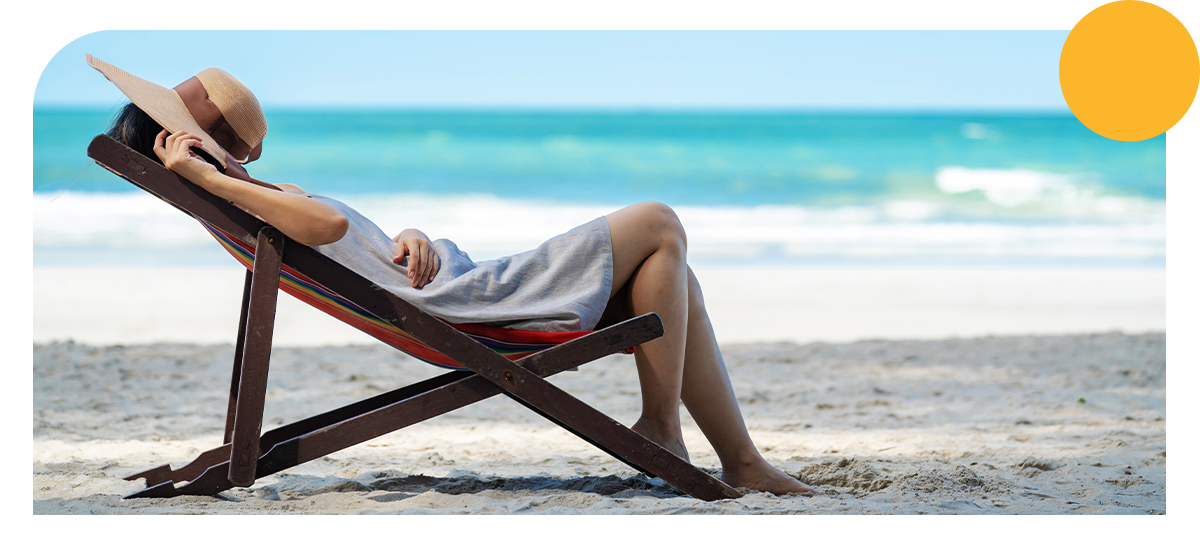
[31,265,1168,515]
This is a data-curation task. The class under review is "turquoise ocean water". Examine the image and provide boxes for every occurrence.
[33,109,1165,267]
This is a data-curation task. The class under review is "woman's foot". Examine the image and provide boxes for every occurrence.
[631,417,690,462]
[722,457,818,496]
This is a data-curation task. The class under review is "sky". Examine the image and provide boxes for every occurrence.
[35,30,1072,111]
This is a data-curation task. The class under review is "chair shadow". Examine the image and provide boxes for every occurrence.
[283,472,692,502]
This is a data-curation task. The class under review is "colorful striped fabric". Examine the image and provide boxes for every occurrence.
[198,219,603,370]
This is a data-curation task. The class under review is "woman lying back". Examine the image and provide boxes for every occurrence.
[90,55,816,496]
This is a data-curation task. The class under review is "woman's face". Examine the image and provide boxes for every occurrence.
[173,76,259,163]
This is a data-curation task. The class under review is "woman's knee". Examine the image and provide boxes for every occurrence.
[606,201,689,294]
[635,201,687,251]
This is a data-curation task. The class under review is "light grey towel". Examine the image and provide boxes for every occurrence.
[313,196,613,332]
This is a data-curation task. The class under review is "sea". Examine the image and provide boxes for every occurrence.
[32,109,1166,268]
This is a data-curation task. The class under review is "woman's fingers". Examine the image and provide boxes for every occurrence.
[405,240,417,278]
[149,131,222,189]
[154,131,205,169]
[409,242,422,283]
[422,242,441,284]
[393,241,409,264]
[169,132,201,153]
[405,240,422,287]
[176,138,202,156]
[164,131,182,152]
[417,241,433,283]
[152,130,169,162]
[391,236,439,288]
[415,240,432,287]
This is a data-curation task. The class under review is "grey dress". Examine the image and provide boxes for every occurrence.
[313,196,614,332]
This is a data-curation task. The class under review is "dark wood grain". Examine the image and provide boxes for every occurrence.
[223,269,254,444]
[226,228,284,487]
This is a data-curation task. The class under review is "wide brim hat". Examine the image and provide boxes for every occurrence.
[86,54,267,172]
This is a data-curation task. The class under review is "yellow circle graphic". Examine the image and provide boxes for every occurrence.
[1060,1,1199,141]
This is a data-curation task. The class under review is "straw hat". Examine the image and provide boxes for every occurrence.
[86,54,267,171]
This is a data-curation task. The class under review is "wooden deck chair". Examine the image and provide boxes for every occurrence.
[86,134,744,502]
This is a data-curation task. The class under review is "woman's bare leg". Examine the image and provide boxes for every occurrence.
[679,268,816,495]
[605,202,815,495]
[605,202,691,461]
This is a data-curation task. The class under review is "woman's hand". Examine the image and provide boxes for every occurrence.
[393,229,440,289]
[152,130,220,187]
[152,130,347,247]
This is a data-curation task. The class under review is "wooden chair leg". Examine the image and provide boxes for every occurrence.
[223,269,254,444]
[379,294,744,501]
[123,314,663,498]
[227,228,284,487]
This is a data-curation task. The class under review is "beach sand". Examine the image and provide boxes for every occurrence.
[32,266,1166,514]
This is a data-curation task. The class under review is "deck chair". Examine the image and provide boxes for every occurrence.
[86,134,743,502]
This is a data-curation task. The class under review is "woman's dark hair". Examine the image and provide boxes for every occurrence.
[105,102,223,168]
[106,102,164,163]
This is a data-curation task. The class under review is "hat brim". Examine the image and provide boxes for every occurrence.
[87,54,231,170]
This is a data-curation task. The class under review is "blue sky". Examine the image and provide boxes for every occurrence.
[35,30,1071,111]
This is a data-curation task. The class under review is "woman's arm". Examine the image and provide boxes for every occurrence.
[153,130,349,247]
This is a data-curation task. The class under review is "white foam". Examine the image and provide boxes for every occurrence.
[936,166,1082,206]
[32,191,215,247]
[932,166,1167,223]
[32,191,1166,266]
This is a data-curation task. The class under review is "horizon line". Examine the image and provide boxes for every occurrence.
[33,103,1075,115]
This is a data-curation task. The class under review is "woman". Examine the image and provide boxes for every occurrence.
[91,55,816,496]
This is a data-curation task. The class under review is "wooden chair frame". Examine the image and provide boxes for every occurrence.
[87,134,743,502]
